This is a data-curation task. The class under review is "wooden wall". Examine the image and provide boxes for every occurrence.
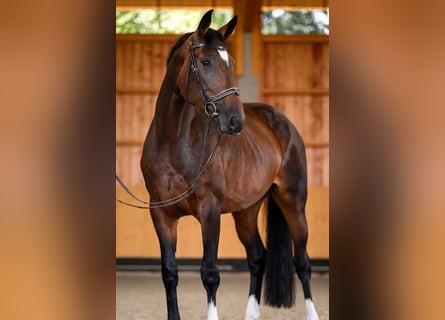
[116,33,329,259]
[261,35,329,187]
[116,35,177,186]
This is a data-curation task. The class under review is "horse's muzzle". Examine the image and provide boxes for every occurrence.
[218,112,245,135]
[228,115,243,135]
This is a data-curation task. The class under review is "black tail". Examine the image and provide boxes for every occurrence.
[264,195,295,308]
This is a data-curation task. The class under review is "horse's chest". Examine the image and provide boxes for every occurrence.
[151,163,189,195]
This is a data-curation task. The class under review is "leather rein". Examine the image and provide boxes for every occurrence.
[116,38,240,209]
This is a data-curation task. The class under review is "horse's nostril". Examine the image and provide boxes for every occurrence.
[226,116,243,135]
[229,116,236,129]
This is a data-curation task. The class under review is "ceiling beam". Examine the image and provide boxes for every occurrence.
[116,0,233,9]
[116,0,329,9]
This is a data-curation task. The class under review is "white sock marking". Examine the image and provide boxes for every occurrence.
[207,300,219,320]
[245,295,260,320]
[305,299,319,320]
[217,49,229,66]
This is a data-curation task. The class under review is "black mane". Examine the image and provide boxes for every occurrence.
[166,32,193,65]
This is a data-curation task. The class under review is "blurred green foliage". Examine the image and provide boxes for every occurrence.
[262,10,329,34]
[116,9,329,35]
[116,10,233,34]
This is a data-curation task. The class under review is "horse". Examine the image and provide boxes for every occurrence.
[140,10,319,320]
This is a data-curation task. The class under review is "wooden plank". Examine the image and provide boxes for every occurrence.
[152,38,164,87]
[116,42,124,89]
[262,89,329,96]
[306,96,329,142]
[133,41,142,89]
[116,95,124,142]
[262,34,329,43]
[141,41,152,89]
[261,41,329,93]
[311,42,327,89]
[116,96,154,140]
[123,42,134,88]
[116,147,145,186]
[305,185,329,257]
[117,140,144,146]
[116,34,181,42]
[307,148,326,186]
[117,88,160,94]
[305,141,329,148]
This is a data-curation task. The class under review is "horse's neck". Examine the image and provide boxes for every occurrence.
[152,72,207,146]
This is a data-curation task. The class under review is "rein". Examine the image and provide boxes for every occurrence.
[116,116,222,209]
[116,37,239,209]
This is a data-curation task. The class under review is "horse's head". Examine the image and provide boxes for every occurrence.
[174,10,245,135]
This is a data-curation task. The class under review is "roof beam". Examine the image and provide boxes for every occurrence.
[116,0,329,9]
[116,0,233,9]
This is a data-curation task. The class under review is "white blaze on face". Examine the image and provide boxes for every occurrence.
[245,295,260,320]
[217,49,229,66]
[207,300,219,320]
[305,299,319,320]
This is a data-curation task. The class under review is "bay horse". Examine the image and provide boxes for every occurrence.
[140,10,319,320]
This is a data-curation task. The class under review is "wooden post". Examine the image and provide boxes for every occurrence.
[234,0,262,76]
[250,0,262,76]
[232,1,245,75]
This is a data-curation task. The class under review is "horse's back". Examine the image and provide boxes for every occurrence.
[243,102,305,153]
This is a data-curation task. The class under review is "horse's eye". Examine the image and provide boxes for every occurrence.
[201,60,212,68]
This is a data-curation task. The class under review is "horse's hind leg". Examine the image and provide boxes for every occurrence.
[232,200,266,320]
[271,184,319,320]
[150,209,180,320]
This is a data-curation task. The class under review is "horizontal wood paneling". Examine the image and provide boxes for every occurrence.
[262,88,329,96]
[260,35,329,187]
[116,36,177,186]
[261,41,329,92]
[261,96,329,141]
[262,34,329,43]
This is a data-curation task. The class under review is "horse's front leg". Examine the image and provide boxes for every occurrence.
[198,201,221,320]
[232,202,266,320]
[150,208,180,320]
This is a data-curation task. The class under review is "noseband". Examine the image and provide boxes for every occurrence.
[185,40,240,117]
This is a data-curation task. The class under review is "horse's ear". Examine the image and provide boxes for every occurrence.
[218,16,238,40]
[197,9,213,38]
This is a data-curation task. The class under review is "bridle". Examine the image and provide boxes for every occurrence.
[116,37,241,209]
[185,39,240,117]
